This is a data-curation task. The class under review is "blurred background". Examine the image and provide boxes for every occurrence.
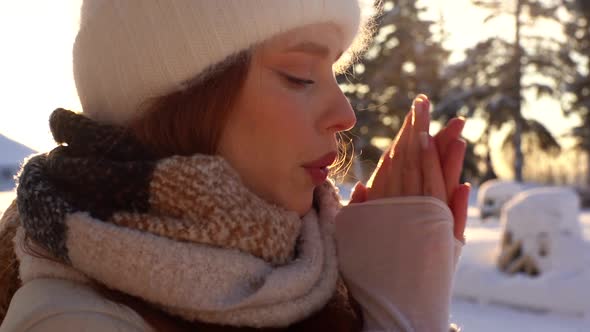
[336,0,589,197]
[1,0,590,331]
[1,0,589,191]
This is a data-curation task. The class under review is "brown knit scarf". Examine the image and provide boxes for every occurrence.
[0,109,363,331]
[16,109,302,266]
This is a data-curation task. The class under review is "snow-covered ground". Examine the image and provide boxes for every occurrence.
[451,298,589,331]
[2,187,589,330]
[450,201,590,330]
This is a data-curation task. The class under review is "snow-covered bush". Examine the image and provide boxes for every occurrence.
[477,180,524,219]
[497,187,585,276]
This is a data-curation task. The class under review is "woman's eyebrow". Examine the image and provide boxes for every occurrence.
[284,42,343,62]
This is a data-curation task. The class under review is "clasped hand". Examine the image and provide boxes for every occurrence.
[349,94,470,242]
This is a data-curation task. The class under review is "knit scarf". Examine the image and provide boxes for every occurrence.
[8,109,362,330]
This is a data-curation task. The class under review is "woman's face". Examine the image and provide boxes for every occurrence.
[217,23,356,215]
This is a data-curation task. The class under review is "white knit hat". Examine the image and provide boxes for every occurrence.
[73,0,364,125]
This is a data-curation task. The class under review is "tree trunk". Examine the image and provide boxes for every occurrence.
[482,126,497,182]
[483,146,497,183]
[513,118,524,182]
[513,0,524,182]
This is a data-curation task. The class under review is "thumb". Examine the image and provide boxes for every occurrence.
[348,181,368,205]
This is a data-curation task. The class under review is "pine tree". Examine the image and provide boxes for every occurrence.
[338,0,449,181]
[563,0,590,187]
[433,0,570,182]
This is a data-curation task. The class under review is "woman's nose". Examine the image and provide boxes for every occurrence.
[322,88,357,134]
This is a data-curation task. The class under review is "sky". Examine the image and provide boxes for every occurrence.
[0,0,82,151]
[0,0,582,152]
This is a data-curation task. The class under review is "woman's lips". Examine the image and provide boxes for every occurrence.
[305,167,330,185]
[303,151,337,185]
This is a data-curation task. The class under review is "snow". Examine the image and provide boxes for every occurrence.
[456,189,590,316]
[503,187,582,236]
[500,187,586,274]
[451,298,589,331]
[452,186,590,330]
[455,241,590,316]
[477,179,525,218]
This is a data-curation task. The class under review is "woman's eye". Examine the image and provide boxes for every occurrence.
[280,72,315,87]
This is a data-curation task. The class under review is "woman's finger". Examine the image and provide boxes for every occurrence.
[366,111,410,198]
[349,181,368,204]
[379,108,412,198]
[442,138,467,200]
[434,117,465,157]
[415,94,431,133]
[450,183,471,242]
[420,133,447,203]
[402,97,427,196]
[366,144,391,199]
[434,117,466,201]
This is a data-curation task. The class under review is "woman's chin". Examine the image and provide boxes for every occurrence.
[293,191,315,217]
[267,183,315,216]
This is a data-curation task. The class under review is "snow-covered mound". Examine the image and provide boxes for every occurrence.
[454,189,590,317]
[499,187,585,274]
[478,180,525,219]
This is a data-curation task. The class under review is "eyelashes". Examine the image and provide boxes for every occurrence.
[278,71,315,87]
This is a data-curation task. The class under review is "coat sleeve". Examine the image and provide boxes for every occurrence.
[335,196,463,332]
[0,278,154,332]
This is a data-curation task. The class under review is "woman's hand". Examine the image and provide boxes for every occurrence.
[348,95,470,242]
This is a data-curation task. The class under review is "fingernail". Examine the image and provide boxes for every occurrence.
[420,132,429,150]
[417,94,430,111]
[464,183,472,194]
[413,98,424,125]
[415,98,424,111]
[417,93,429,103]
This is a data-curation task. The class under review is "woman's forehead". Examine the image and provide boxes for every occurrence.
[259,23,344,61]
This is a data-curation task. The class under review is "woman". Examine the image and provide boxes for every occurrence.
[0,0,469,331]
